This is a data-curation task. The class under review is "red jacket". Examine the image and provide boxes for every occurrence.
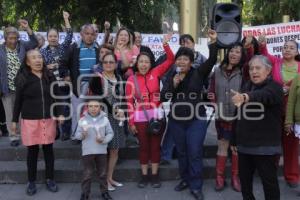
[125,44,174,126]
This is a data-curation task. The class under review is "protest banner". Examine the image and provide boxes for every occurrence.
[242,21,300,58]
[1,21,299,59]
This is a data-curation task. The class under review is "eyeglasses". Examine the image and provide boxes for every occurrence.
[88,105,100,108]
[103,61,116,64]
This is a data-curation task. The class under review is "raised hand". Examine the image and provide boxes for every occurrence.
[207,28,217,43]
[18,19,29,30]
[104,21,110,30]
[258,34,266,45]
[244,33,253,48]
[63,11,70,19]
[63,11,71,28]
[163,32,173,45]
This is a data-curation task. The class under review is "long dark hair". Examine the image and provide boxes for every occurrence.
[220,42,246,70]
[284,40,300,61]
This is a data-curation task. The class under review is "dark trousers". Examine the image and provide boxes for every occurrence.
[0,99,6,123]
[27,144,54,182]
[82,154,107,195]
[169,118,207,191]
[238,152,280,200]
[161,124,175,161]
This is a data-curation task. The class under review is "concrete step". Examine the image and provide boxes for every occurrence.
[0,139,218,161]
[0,158,287,184]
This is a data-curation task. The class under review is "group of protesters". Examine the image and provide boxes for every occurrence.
[0,10,300,200]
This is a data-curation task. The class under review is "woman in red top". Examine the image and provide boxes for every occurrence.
[125,33,174,188]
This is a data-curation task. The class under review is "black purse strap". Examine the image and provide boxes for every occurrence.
[133,74,151,122]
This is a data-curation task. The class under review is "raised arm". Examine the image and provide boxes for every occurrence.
[61,11,73,49]
[197,29,218,78]
[103,21,111,45]
[258,34,280,66]
[152,33,175,77]
[18,19,38,50]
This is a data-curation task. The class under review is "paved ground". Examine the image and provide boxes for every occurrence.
[0,178,298,200]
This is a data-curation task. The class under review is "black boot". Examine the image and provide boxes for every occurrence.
[101,191,113,200]
[151,174,161,188]
[137,174,148,188]
[26,182,37,196]
[174,180,189,191]
[191,190,204,200]
[80,193,89,200]
[0,122,8,137]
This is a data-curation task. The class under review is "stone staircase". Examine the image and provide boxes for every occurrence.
[0,123,288,184]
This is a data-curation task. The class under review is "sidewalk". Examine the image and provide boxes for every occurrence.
[0,178,298,200]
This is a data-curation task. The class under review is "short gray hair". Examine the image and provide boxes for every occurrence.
[80,24,95,33]
[248,55,272,70]
[4,26,19,39]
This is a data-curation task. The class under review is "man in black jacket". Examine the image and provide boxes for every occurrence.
[60,24,99,138]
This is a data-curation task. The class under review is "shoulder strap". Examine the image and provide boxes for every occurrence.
[133,74,150,122]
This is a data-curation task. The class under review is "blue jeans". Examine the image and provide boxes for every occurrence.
[161,125,175,161]
[169,118,208,191]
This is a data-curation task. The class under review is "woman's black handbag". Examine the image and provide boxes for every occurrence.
[133,75,166,135]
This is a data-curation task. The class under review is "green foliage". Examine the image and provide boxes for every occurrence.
[242,0,300,26]
[0,0,179,32]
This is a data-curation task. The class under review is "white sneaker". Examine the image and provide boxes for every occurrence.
[112,181,123,187]
[108,184,116,191]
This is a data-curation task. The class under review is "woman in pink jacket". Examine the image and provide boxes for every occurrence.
[259,35,300,187]
[125,33,174,188]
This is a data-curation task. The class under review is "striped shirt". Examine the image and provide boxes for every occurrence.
[79,43,97,77]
